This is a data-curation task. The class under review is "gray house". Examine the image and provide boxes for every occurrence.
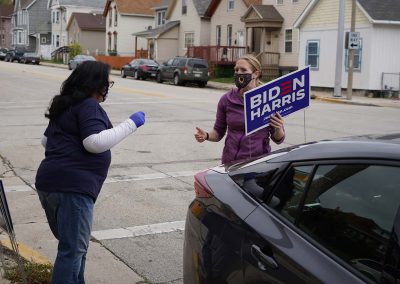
[0,4,13,48]
[11,0,51,57]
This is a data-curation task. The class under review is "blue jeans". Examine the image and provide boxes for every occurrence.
[37,190,94,284]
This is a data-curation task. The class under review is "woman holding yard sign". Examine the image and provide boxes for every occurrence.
[194,54,285,164]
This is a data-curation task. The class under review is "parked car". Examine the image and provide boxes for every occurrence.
[0,48,8,60]
[183,133,400,284]
[19,52,41,65]
[156,56,209,88]
[68,55,96,70]
[121,59,159,80]
[4,49,25,63]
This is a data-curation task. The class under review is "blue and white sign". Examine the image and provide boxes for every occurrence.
[244,66,310,135]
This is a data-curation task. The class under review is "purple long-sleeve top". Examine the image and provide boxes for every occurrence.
[213,88,285,164]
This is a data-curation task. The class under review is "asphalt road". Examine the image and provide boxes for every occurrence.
[1,61,400,283]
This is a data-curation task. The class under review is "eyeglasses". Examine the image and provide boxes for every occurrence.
[108,81,114,89]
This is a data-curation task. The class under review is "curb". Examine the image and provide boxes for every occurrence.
[312,96,380,107]
[0,240,51,265]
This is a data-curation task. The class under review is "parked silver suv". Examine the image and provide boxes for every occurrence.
[156,56,209,88]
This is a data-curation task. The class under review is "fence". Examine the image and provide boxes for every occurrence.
[381,72,400,98]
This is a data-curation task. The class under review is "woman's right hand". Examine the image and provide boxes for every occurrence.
[194,127,207,143]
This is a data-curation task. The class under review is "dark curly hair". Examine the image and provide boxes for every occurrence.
[45,61,110,120]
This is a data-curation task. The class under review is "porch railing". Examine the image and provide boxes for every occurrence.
[257,52,280,81]
[187,46,246,64]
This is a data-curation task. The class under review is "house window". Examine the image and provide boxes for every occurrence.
[277,0,283,4]
[184,32,194,49]
[345,39,362,71]
[108,9,112,27]
[56,35,60,47]
[227,25,232,46]
[113,33,117,52]
[292,0,299,3]
[41,37,46,44]
[306,40,319,70]
[56,11,59,23]
[108,33,111,51]
[17,31,22,44]
[285,29,292,53]
[228,0,234,11]
[216,25,221,46]
[114,7,117,26]
[182,0,187,15]
[157,11,165,26]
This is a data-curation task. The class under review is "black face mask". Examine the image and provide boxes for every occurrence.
[234,73,253,89]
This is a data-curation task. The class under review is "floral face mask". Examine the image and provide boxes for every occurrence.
[234,73,253,89]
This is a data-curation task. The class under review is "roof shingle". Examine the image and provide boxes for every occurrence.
[114,0,163,16]
[358,0,400,22]
[70,12,105,31]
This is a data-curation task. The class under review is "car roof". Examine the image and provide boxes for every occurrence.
[269,133,400,163]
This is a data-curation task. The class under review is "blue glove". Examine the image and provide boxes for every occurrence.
[130,111,145,128]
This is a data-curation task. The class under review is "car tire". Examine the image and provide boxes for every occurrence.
[174,74,182,86]
[156,72,163,83]
[121,70,126,78]
[198,82,207,88]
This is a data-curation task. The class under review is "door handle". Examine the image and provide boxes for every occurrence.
[251,244,278,270]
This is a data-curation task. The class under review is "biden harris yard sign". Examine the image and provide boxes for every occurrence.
[244,66,310,135]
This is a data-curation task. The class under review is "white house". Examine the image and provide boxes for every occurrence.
[103,0,163,56]
[47,0,106,52]
[295,0,400,93]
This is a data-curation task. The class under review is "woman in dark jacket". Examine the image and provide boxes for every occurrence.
[36,61,145,283]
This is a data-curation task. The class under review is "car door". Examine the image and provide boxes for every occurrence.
[127,60,137,76]
[166,57,180,79]
[242,161,400,283]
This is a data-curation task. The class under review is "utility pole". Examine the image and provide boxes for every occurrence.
[333,0,345,97]
[346,0,356,100]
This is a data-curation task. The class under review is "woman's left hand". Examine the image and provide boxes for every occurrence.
[270,112,284,130]
[270,112,285,139]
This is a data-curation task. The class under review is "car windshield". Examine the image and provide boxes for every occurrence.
[140,59,157,65]
[24,53,37,57]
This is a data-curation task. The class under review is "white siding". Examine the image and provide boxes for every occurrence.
[210,0,248,47]
[298,26,372,89]
[369,25,400,90]
[155,26,179,63]
[117,15,152,55]
[263,0,312,67]
[169,0,210,56]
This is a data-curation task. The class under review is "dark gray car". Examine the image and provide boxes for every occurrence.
[183,133,400,283]
[156,56,209,88]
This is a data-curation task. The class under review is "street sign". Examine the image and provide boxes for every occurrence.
[348,32,360,49]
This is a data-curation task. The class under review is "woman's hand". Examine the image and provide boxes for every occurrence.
[194,127,208,143]
[270,112,285,140]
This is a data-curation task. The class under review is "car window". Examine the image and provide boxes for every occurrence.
[178,58,186,67]
[172,58,180,66]
[297,164,400,282]
[269,165,314,219]
[188,59,208,68]
[166,58,173,66]
[229,161,285,200]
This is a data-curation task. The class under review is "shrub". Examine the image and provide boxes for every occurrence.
[69,43,82,58]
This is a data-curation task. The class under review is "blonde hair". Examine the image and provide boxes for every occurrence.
[238,54,262,85]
